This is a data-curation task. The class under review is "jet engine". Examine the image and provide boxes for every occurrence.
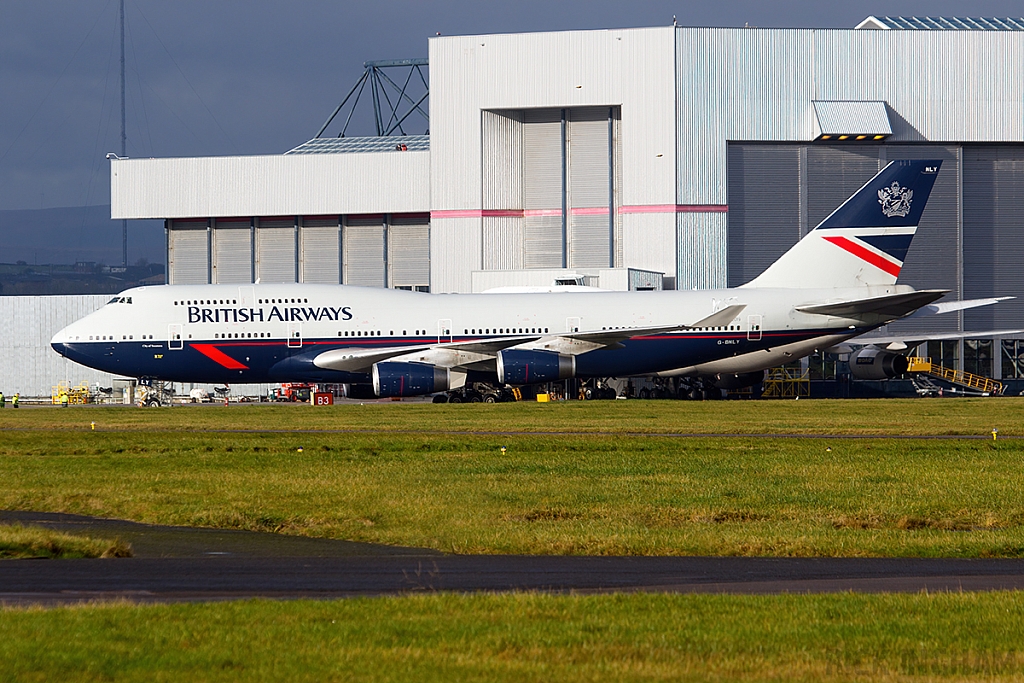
[372,362,452,397]
[849,347,910,380]
[708,370,766,390]
[496,350,575,385]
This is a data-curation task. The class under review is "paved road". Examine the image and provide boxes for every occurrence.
[3,511,1024,605]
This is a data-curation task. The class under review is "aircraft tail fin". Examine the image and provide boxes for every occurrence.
[742,160,942,289]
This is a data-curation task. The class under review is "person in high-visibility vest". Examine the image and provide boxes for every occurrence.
[0,391,5,408]
[60,393,69,408]
[12,393,19,408]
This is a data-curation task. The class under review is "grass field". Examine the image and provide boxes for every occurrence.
[4,592,1024,682]
[1,399,1023,556]
[2,396,1021,435]
[0,524,131,559]
[4,399,1024,681]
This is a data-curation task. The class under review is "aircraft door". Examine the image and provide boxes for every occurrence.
[238,286,256,306]
[746,315,763,341]
[566,316,581,333]
[437,319,453,343]
[287,322,302,348]
[169,324,183,350]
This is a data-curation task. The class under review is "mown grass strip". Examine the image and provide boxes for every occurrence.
[2,427,1023,556]
[1,397,1021,436]
[3,592,1024,682]
[0,524,131,559]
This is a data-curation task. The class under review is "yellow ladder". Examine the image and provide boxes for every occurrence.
[906,357,1003,395]
[761,367,811,398]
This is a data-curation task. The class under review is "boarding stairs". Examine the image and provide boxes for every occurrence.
[905,357,1004,396]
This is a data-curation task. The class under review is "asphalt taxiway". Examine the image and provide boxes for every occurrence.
[3,510,1024,605]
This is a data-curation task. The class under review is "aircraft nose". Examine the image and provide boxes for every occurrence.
[50,327,71,357]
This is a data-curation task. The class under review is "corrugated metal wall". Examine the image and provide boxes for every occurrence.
[300,217,341,284]
[523,108,564,268]
[0,296,113,396]
[211,219,252,284]
[726,144,803,286]
[963,145,1024,330]
[167,220,209,285]
[567,107,613,268]
[255,218,297,283]
[482,110,525,270]
[389,216,431,289]
[112,151,430,220]
[343,216,386,287]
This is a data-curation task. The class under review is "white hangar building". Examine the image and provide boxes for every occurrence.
[7,15,1024,397]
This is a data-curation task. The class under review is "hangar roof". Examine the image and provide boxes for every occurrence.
[857,16,1024,30]
[286,135,430,155]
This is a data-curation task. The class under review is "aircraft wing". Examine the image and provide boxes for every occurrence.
[312,307,749,373]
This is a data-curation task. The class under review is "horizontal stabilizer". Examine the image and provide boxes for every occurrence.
[904,296,1013,319]
[796,290,947,319]
[845,328,1024,349]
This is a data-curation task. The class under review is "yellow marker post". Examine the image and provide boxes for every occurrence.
[90,422,96,431]
[992,428,998,441]
[500,446,507,456]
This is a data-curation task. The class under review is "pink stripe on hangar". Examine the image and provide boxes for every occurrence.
[430,205,729,218]
[618,204,729,214]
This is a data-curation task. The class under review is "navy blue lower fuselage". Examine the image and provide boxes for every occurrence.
[52,327,846,386]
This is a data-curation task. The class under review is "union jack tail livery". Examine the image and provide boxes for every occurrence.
[744,160,942,289]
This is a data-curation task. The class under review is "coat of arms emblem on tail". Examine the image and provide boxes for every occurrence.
[878,181,913,218]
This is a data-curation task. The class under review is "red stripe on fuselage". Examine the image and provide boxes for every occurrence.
[821,236,902,277]
[191,344,249,370]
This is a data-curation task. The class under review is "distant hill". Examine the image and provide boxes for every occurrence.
[0,205,164,267]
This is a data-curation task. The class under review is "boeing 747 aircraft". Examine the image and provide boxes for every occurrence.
[52,160,990,398]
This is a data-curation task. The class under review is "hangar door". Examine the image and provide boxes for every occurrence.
[300,217,341,284]
[388,214,430,290]
[519,107,621,270]
[523,109,564,268]
[256,218,296,283]
[211,219,252,284]
[343,215,386,287]
[963,145,1024,330]
[167,220,209,284]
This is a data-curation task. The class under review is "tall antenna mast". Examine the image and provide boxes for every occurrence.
[120,0,127,268]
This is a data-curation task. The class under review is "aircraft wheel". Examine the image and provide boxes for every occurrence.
[483,395,497,403]
[638,388,651,400]
[583,387,594,400]
[432,394,448,403]
[448,395,462,404]
[468,394,483,403]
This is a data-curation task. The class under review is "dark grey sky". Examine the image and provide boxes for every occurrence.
[2,0,1022,212]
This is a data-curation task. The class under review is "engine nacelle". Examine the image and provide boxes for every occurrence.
[709,370,766,390]
[372,362,451,397]
[850,348,909,380]
[496,350,575,385]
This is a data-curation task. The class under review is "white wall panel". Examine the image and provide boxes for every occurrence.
[112,151,429,220]
[0,296,114,397]
[621,213,675,284]
[430,217,481,293]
